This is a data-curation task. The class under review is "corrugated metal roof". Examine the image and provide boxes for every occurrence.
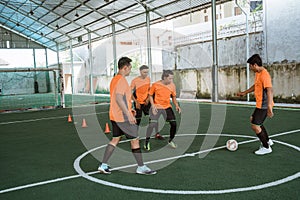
[0,0,229,51]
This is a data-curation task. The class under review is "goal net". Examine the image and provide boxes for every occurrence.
[0,67,63,112]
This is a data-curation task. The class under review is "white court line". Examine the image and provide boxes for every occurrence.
[0,111,109,125]
[1,102,299,125]
[0,129,299,194]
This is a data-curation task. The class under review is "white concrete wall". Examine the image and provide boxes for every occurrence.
[176,63,299,99]
[265,0,300,62]
[164,33,263,69]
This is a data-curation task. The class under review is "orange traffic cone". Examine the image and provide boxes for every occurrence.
[104,123,111,134]
[82,118,88,128]
[68,114,72,123]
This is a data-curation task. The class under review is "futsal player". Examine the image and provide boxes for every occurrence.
[144,70,181,150]
[130,65,164,140]
[237,54,274,155]
[98,57,156,174]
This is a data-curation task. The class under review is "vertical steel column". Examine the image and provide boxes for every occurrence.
[56,43,65,108]
[211,0,218,102]
[45,48,51,92]
[33,48,36,69]
[69,40,74,94]
[235,0,250,101]
[45,48,48,68]
[263,0,268,63]
[146,8,152,78]
[33,48,38,94]
[88,32,93,94]
[56,43,60,66]
[112,21,117,75]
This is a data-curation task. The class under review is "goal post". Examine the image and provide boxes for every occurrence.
[0,67,64,111]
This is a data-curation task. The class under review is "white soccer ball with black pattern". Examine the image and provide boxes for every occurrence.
[226,139,238,151]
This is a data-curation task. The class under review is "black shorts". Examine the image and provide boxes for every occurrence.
[134,103,151,119]
[251,108,267,126]
[111,120,138,139]
[149,107,176,122]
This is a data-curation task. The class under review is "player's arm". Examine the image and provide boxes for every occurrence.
[131,93,141,110]
[149,94,157,115]
[266,87,274,118]
[171,95,181,113]
[144,94,150,105]
[116,93,136,124]
[131,86,141,109]
[237,84,255,96]
[145,82,151,105]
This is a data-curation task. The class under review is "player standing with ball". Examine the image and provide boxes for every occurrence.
[237,54,274,155]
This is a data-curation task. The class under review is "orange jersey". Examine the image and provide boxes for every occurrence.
[130,76,150,104]
[149,81,176,109]
[109,74,132,122]
[254,69,274,109]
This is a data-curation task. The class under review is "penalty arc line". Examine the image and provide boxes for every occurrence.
[1,129,299,194]
[73,131,300,194]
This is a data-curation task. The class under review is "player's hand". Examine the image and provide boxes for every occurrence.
[151,105,158,115]
[267,106,274,118]
[237,92,245,97]
[176,106,181,114]
[135,102,141,109]
[127,111,137,124]
[131,110,136,117]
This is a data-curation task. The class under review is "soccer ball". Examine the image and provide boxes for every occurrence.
[226,139,238,151]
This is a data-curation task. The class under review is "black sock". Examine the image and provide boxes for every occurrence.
[260,125,270,141]
[102,144,115,163]
[169,121,176,142]
[132,148,143,166]
[145,137,150,143]
[257,131,269,148]
[146,121,157,139]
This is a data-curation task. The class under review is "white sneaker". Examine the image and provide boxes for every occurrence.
[260,139,274,148]
[168,141,177,149]
[255,146,272,155]
[98,164,111,174]
[136,165,157,175]
[268,139,274,146]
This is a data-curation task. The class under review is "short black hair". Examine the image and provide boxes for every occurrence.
[161,70,174,80]
[247,54,262,66]
[118,57,132,70]
[139,65,149,71]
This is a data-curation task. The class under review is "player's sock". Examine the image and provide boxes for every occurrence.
[102,143,115,163]
[136,118,141,126]
[169,121,177,142]
[132,148,143,166]
[260,125,270,141]
[146,121,157,139]
[257,131,269,148]
[145,137,150,143]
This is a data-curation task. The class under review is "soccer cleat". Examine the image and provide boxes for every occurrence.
[98,164,111,174]
[155,133,165,140]
[168,141,177,149]
[136,165,157,175]
[144,141,150,151]
[255,146,272,155]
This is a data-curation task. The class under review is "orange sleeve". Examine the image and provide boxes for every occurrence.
[130,77,137,90]
[150,81,172,109]
[262,71,272,88]
[109,75,131,122]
